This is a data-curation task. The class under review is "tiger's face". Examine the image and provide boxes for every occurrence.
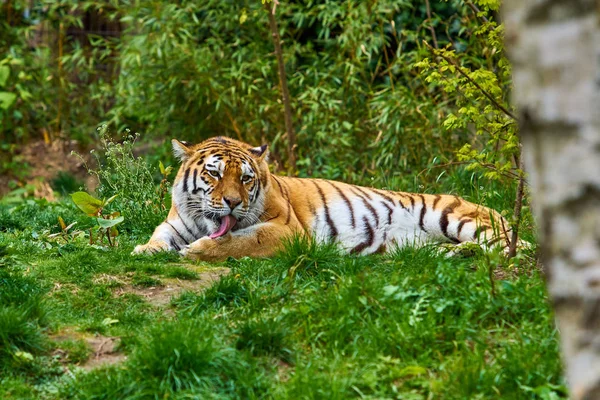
[171,136,269,235]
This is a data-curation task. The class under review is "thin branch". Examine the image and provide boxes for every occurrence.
[417,160,527,184]
[423,41,517,121]
[508,152,525,258]
[264,0,297,173]
[466,1,489,23]
[424,0,439,49]
[379,21,395,92]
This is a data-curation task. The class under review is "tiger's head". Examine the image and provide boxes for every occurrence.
[171,136,270,238]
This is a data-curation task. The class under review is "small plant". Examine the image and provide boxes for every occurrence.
[48,216,81,243]
[73,126,170,234]
[158,161,173,212]
[70,191,123,247]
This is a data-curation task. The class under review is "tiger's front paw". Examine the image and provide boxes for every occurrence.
[131,241,171,255]
[180,235,230,262]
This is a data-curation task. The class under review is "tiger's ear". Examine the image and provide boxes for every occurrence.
[249,144,269,161]
[172,139,192,161]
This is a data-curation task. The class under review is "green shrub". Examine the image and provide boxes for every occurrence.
[82,126,170,235]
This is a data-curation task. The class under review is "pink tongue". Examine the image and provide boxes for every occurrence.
[209,215,237,239]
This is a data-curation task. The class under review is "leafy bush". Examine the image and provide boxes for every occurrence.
[80,126,170,235]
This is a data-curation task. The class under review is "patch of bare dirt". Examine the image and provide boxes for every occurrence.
[0,139,96,197]
[114,266,230,307]
[81,335,126,370]
[276,360,293,383]
[51,330,126,370]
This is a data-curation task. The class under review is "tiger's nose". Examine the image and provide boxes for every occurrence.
[223,196,242,210]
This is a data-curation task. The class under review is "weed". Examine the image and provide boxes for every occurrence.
[76,126,171,235]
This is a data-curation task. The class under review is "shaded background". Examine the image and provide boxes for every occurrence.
[0,0,512,199]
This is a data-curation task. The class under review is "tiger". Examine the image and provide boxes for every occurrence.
[132,136,514,261]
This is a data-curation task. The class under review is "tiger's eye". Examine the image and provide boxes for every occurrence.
[241,175,252,183]
[208,170,220,178]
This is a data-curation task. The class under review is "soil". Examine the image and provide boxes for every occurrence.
[51,331,126,370]
[50,265,230,370]
[114,266,231,307]
[81,335,126,370]
[0,139,96,198]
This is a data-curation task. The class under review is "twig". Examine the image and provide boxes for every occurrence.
[264,0,297,173]
[488,262,497,299]
[224,108,243,141]
[423,41,517,121]
[424,0,439,49]
[466,1,489,23]
[508,152,525,258]
[417,160,528,184]
[379,21,395,92]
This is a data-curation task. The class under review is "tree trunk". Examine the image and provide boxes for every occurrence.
[502,1,600,399]
[264,0,297,174]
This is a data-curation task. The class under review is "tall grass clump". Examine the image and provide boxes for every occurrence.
[0,269,48,373]
[59,319,269,399]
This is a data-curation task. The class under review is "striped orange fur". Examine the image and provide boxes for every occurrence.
[132,136,512,261]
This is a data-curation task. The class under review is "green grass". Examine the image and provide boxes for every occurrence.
[0,184,565,400]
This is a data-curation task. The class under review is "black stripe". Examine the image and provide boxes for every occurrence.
[353,185,373,200]
[166,221,188,245]
[280,180,293,225]
[192,169,198,193]
[373,189,404,210]
[327,181,356,229]
[169,237,182,251]
[307,197,316,215]
[382,202,394,225]
[464,210,480,219]
[183,168,190,192]
[265,212,281,223]
[440,199,461,243]
[313,180,338,239]
[253,179,261,202]
[200,146,253,161]
[432,195,442,208]
[175,209,196,239]
[457,219,471,239]
[349,187,379,226]
[351,216,374,254]
[418,194,428,233]
[273,177,292,225]
[407,195,415,210]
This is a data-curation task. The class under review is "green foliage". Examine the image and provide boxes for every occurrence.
[1,0,519,190]
[79,126,170,235]
[0,64,17,110]
[71,190,123,246]
[414,7,520,184]
[0,269,49,373]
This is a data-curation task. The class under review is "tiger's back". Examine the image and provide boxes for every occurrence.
[275,176,508,255]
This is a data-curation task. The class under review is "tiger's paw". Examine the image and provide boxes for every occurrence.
[131,241,171,256]
[180,235,230,262]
